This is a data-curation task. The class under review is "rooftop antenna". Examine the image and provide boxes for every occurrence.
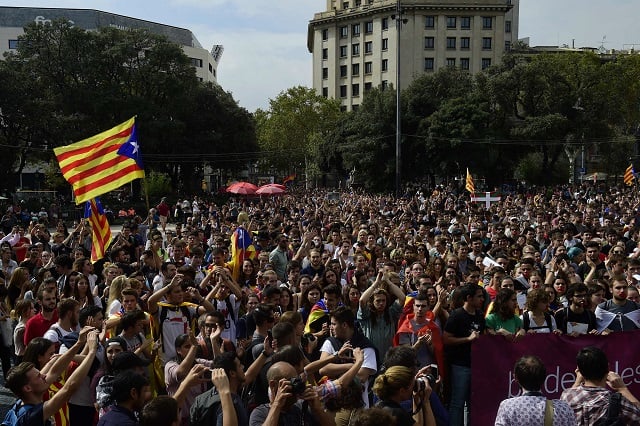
[598,35,609,54]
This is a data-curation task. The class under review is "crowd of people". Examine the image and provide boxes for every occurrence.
[1,182,640,426]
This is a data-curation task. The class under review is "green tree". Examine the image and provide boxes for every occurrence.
[255,86,343,184]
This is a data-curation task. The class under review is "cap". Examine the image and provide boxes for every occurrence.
[112,351,151,370]
[567,247,583,260]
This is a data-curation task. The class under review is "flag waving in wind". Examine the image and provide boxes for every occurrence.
[465,168,475,193]
[54,117,145,204]
[84,198,112,263]
[624,164,636,186]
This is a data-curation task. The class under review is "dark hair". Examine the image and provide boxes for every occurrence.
[576,346,609,381]
[212,351,238,377]
[252,303,274,327]
[351,407,396,426]
[271,322,295,346]
[323,284,342,297]
[120,309,146,331]
[57,298,79,319]
[5,362,35,398]
[330,305,355,328]
[491,288,516,320]
[140,395,178,426]
[383,345,417,371]
[271,345,305,366]
[23,337,54,368]
[460,282,480,302]
[79,305,103,327]
[111,370,149,403]
[566,283,588,300]
[514,355,546,391]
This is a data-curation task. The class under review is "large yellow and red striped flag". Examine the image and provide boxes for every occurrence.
[54,117,145,204]
[465,168,475,193]
[84,197,112,263]
[624,164,636,186]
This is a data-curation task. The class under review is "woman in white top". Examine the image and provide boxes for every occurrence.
[522,288,561,334]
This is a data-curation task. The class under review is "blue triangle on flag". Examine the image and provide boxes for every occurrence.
[117,124,144,168]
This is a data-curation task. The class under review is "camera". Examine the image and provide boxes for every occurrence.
[414,377,427,392]
[289,377,307,395]
[301,333,316,347]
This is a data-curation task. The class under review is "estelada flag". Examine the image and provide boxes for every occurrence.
[84,197,112,263]
[54,117,145,204]
[465,168,475,193]
[228,225,256,282]
[624,164,635,186]
[282,174,296,185]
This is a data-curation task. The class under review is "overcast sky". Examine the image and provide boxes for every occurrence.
[3,0,639,111]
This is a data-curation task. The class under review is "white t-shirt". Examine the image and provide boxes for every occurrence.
[213,295,241,345]
[43,323,74,344]
[155,304,198,364]
[320,339,377,408]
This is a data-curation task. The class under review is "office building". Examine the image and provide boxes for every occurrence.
[0,6,222,83]
[308,0,519,110]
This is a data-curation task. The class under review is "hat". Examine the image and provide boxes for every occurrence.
[106,336,128,350]
[112,351,151,370]
[567,247,583,260]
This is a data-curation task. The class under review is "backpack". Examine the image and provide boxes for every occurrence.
[156,302,196,352]
[2,400,36,426]
[242,337,265,370]
[190,389,221,426]
[522,311,554,332]
[594,392,623,426]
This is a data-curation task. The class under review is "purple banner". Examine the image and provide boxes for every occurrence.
[471,331,640,426]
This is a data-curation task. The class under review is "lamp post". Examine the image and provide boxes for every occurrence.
[393,0,405,197]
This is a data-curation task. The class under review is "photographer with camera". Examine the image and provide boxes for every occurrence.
[372,365,436,426]
[250,361,336,426]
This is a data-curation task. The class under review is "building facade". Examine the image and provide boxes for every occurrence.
[0,6,222,83]
[308,0,519,110]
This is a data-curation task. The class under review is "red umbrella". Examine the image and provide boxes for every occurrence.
[263,183,287,190]
[226,182,257,195]
[256,184,286,195]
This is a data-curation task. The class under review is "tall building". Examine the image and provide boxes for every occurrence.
[308,0,519,111]
[0,6,222,83]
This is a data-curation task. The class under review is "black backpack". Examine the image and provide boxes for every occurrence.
[522,311,554,332]
[593,392,623,426]
[189,389,221,426]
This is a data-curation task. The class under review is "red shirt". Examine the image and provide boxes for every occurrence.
[24,310,58,345]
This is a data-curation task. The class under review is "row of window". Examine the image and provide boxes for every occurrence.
[323,16,511,42]
[424,57,492,71]
[323,38,389,59]
[425,36,492,50]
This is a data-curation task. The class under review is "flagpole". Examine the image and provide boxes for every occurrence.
[143,175,150,216]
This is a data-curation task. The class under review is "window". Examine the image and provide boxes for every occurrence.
[323,48,328,59]
[352,43,360,56]
[446,37,456,49]
[505,20,512,33]
[352,24,361,37]
[8,39,19,49]
[365,21,373,34]
[352,104,359,111]
[340,85,348,98]
[340,45,348,57]
[365,41,373,54]
[382,38,388,50]
[505,41,511,51]
[424,57,434,71]
[482,17,492,29]
[460,37,470,50]
[482,37,492,50]
[446,58,456,68]
[355,0,361,6]
[340,65,348,77]
[352,83,360,97]
[382,59,388,72]
[364,82,372,91]
[323,67,329,79]
[322,29,329,41]
[461,17,471,29]
[343,1,349,9]
[382,80,388,90]
[365,61,373,74]
[209,63,213,73]
[340,26,348,38]
[352,63,360,76]
[447,17,456,29]
[460,58,470,71]
[482,58,492,70]
[382,18,389,30]
[191,58,203,67]
[322,87,328,98]
[340,106,347,112]
[425,16,435,29]
[424,37,435,49]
